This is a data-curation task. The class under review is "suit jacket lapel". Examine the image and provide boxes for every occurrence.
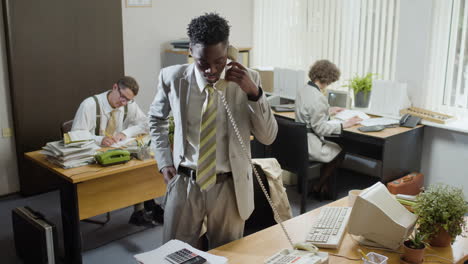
[179,64,194,147]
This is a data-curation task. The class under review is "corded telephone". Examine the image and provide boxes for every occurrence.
[399,113,421,128]
[212,45,239,91]
[95,149,130,166]
[214,46,329,264]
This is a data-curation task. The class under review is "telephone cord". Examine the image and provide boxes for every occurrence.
[218,90,294,248]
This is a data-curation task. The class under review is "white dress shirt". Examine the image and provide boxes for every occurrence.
[179,68,231,173]
[71,91,149,144]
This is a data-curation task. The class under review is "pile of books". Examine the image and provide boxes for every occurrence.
[41,131,99,169]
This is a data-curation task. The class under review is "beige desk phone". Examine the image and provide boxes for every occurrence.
[218,46,329,264]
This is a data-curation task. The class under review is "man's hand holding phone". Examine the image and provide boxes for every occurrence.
[225,61,259,98]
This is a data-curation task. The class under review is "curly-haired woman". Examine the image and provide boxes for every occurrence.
[295,60,361,200]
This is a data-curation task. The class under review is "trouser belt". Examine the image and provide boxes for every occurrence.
[178,166,232,184]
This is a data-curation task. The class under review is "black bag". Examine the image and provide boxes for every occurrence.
[12,206,58,264]
[244,165,276,233]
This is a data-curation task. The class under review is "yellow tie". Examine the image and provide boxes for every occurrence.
[196,85,217,190]
[105,109,118,136]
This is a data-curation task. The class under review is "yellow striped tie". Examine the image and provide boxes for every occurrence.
[196,85,217,190]
[105,109,118,136]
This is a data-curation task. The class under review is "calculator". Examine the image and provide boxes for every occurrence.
[165,248,207,264]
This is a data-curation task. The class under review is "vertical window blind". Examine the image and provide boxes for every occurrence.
[425,0,468,115]
[252,0,400,87]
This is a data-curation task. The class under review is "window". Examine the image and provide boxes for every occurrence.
[425,0,468,116]
[252,0,400,88]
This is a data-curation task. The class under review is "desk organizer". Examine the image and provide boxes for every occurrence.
[362,252,388,264]
[400,107,454,124]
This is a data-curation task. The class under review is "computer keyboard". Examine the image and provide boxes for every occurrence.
[305,207,351,249]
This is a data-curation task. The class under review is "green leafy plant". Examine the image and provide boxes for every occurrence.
[168,116,175,145]
[405,229,428,249]
[414,184,468,244]
[342,73,377,96]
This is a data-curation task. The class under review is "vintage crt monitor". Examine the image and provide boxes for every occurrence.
[328,89,350,108]
[348,182,417,250]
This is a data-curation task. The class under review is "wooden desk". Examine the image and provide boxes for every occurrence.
[210,197,468,264]
[25,151,166,264]
[271,111,424,183]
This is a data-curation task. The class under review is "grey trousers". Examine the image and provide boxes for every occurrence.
[163,173,245,249]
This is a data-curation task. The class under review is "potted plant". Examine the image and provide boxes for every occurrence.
[402,229,427,264]
[343,73,376,108]
[413,184,468,247]
[168,116,175,149]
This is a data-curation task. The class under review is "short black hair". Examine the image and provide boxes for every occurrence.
[187,13,230,45]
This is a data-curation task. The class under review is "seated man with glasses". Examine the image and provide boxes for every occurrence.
[71,76,164,227]
[72,76,146,146]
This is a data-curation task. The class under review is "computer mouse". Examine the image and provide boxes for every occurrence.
[293,242,318,253]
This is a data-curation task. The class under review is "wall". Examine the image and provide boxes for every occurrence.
[394,0,433,107]
[421,127,468,193]
[0,3,19,196]
[121,0,254,111]
[395,0,467,193]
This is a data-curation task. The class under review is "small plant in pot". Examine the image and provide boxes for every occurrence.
[168,116,175,149]
[343,73,376,108]
[402,229,427,264]
[413,184,468,247]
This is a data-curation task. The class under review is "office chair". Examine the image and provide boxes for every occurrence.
[270,116,322,214]
[60,120,74,136]
[61,119,111,226]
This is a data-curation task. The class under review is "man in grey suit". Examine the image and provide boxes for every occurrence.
[148,13,277,248]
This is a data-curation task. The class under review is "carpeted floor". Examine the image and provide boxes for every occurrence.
[0,169,377,264]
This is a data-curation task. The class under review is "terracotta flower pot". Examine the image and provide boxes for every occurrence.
[402,240,425,264]
[430,226,452,247]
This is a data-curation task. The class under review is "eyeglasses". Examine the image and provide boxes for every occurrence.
[117,86,134,104]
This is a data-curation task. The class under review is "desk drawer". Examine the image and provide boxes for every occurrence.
[77,165,165,220]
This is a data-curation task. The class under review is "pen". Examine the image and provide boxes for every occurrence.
[358,249,370,261]
[105,132,117,144]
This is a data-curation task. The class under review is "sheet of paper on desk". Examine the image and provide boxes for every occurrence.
[360,117,399,127]
[110,137,136,148]
[334,110,370,121]
[134,239,227,264]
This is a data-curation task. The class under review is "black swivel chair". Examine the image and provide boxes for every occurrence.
[61,119,111,225]
[270,115,322,214]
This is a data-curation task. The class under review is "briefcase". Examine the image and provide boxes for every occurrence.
[12,206,58,264]
[386,172,424,195]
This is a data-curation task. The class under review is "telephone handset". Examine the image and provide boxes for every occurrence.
[215,45,239,91]
[95,149,130,166]
[215,47,328,263]
[227,45,239,61]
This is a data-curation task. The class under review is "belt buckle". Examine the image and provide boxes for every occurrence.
[190,169,196,180]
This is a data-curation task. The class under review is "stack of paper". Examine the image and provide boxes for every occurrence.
[63,130,94,147]
[360,117,399,127]
[134,240,228,264]
[41,140,99,169]
[334,110,370,121]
